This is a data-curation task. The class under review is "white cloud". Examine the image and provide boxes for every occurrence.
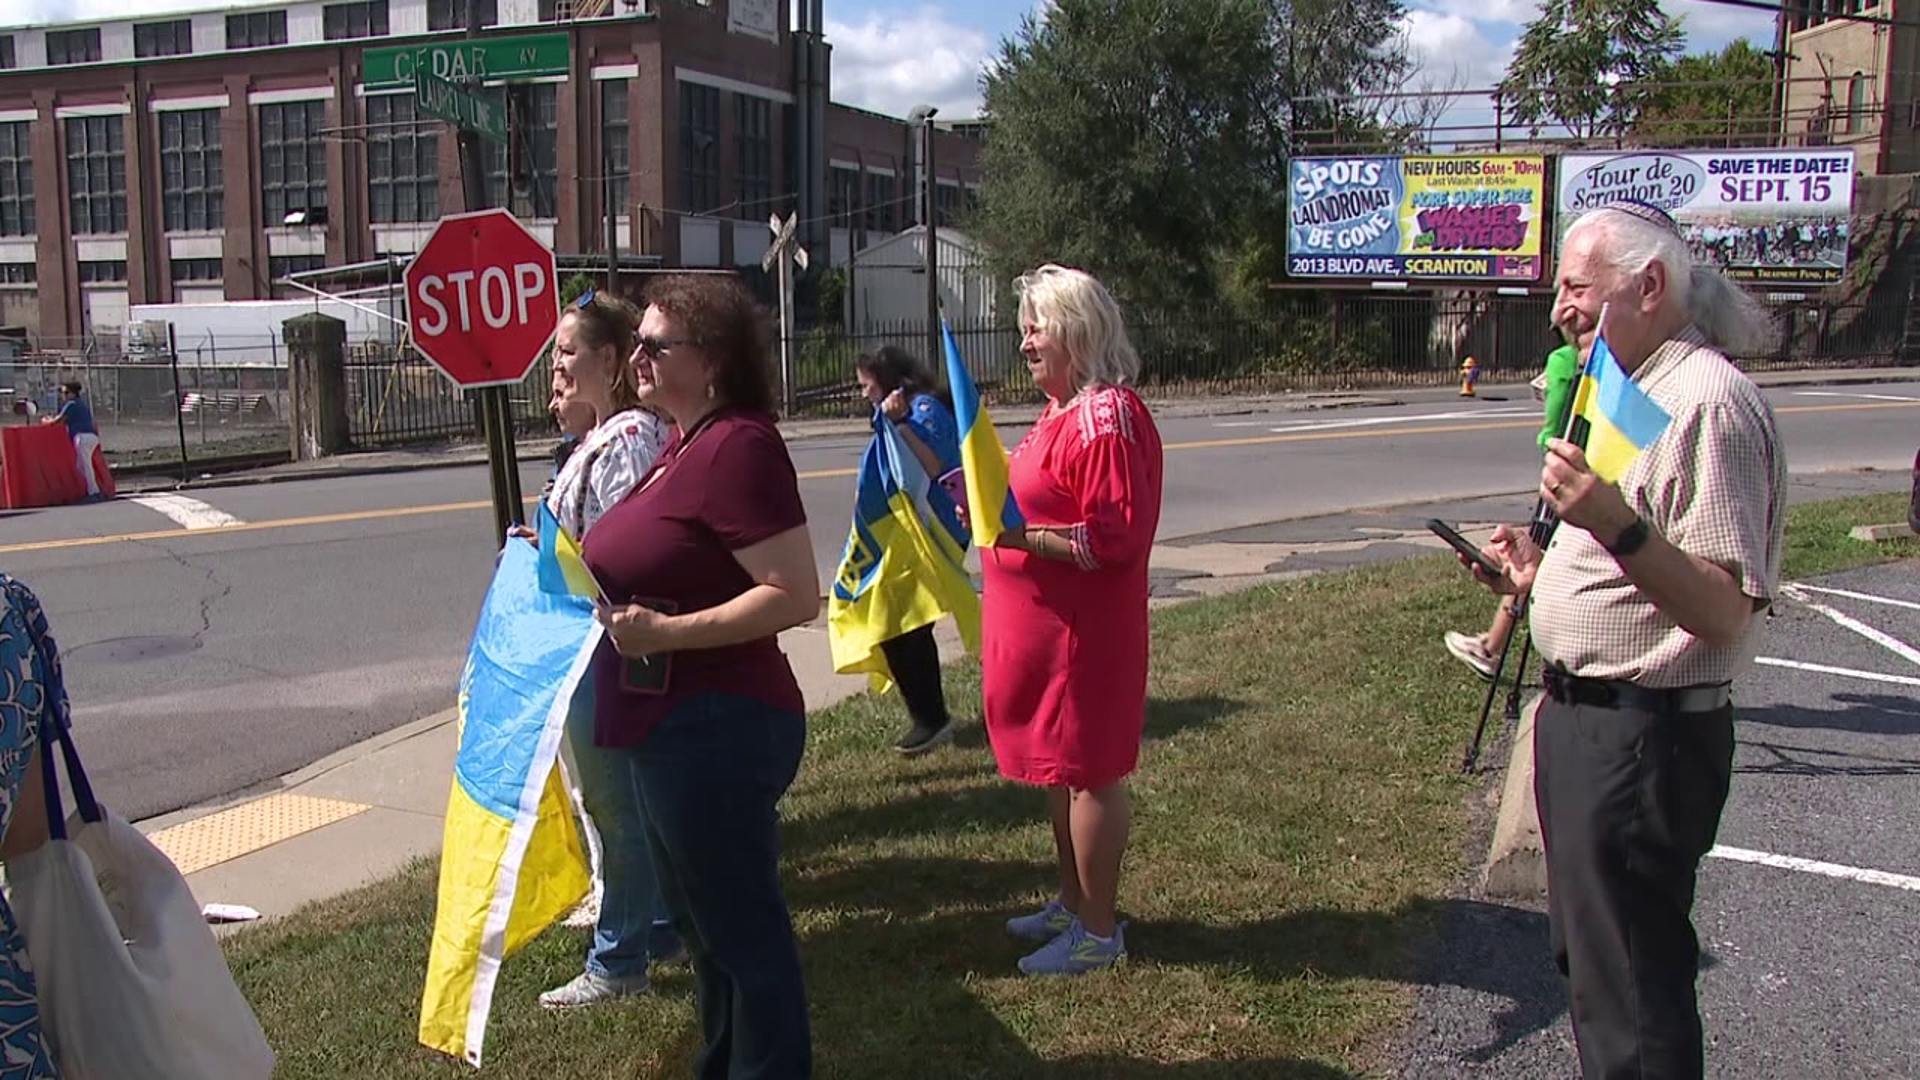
[825,6,992,119]
[1663,0,1777,49]
[3,0,279,20]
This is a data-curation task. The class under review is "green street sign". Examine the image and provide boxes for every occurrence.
[364,32,569,90]
[414,63,508,142]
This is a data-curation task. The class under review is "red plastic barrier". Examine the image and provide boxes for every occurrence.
[1,423,89,509]
[91,442,116,499]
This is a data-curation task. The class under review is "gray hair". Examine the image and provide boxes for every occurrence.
[1013,264,1142,388]
[1565,207,1778,357]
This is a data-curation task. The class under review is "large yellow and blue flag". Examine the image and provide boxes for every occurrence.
[828,410,982,693]
[419,535,597,1067]
[939,316,1023,548]
[1570,331,1673,483]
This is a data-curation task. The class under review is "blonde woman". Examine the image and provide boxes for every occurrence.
[976,264,1164,976]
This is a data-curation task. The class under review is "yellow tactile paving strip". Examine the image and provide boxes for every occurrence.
[148,793,373,876]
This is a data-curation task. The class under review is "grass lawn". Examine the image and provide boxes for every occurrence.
[220,492,1918,1079]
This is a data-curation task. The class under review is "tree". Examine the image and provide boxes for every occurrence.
[1632,39,1777,147]
[1497,0,1686,143]
[974,0,1408,312]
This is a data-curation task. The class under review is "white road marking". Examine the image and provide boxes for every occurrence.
[1787,584,1920,612]
[1780,585,1920,669]
[1753,657,1920,688]
[1709,845,1920,893]
[127,493,246,530]
[1794,390,1920,403]
[1211,407,1537,431]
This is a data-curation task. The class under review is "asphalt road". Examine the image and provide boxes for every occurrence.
[1392,560,1920,1079]
[3,383,1916,821]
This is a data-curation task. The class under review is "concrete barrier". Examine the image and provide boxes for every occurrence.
[1481,693,1547,899]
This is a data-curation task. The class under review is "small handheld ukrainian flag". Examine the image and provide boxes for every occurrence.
[939,315,1023,548]
[535,501,603,601]
[1569,330,1672,483]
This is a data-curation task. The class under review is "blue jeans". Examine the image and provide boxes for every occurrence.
[565,683,682,979]
[636,692,810,1080]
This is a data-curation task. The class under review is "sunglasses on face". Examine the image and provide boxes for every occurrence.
[634,334,692,359]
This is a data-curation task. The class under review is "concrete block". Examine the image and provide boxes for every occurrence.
[1480,693,1547,900]
[1850,522,1915,542]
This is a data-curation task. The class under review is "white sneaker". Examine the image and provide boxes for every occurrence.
[562,884,603,928]
[1444,631,1499,680]
[539,970,649,1010]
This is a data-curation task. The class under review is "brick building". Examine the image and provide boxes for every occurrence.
[0,0,983,339]
[1777,0,1919,173]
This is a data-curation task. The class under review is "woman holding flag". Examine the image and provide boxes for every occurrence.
[853,345,967,754]
[522,290,684,1011]
[970,264,1164,977]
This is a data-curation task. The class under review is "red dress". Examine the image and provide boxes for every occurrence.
[981,385,1164,789]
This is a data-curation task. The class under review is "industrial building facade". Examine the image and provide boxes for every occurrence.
[0,0,984,340]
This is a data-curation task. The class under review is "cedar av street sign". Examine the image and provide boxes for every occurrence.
[363,33,569,91]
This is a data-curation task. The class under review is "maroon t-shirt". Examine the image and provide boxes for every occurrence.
[580,407,808,746]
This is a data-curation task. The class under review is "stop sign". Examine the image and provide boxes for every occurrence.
[405,208,559,388]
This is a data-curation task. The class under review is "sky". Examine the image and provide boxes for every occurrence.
[0,0,1779,132]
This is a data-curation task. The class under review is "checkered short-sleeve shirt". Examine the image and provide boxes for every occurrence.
[1529,325,1788,688]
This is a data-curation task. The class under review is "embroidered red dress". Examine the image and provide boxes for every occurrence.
[981,385,1164,789]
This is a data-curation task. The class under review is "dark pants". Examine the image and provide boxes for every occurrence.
[878,623,950,729]
[634,693,811,1080]
[1534,693,1735,1080]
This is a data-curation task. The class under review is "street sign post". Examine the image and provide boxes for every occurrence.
[763,212,808,416]
[405,208,559,538]
[414,63,507,143]
[363,32,570,91]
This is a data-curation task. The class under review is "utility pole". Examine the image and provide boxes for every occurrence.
[911,104,940,365]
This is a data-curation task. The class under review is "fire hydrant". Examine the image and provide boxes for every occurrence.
[1459,355,1480,397]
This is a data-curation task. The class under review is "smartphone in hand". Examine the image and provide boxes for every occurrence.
[1427,519,1504,580]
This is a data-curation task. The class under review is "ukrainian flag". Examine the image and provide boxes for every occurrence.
[828,410,982,693]
[940,316,1023,548]
[1571,331,1672,484]
[419,537,597,1066]
[535,501,602,601]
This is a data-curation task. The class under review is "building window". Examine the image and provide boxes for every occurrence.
[79,260,127,282]
[602,80,630,216]
[65,116,127,236]
[160,110,223,232]
[678,83,720,214]
[733,95,772,220]
[865,172,896,233]
[0,122,30,237]
[323,1,388,40]
[46,28,103,66]
[935,181,962,228]
[226,10,288,49]
[428,0,497,30]
[829,165,858,226]
[259,101,328,226]
[1846,71,1869,134]
[0,264,32,284]
[171,258,222,281]
[0,36,15,70]
[366,94,438,224]
[484,85,557,217]
[269,255,323,279]
[134,19,194,58]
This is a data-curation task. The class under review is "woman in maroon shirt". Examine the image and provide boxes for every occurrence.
[581,275,820,1079]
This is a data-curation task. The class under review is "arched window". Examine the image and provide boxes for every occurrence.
[1847,71,1869,133]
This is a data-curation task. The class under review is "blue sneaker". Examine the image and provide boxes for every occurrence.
[1006,899,1076,942]
[1017,919,1127,976]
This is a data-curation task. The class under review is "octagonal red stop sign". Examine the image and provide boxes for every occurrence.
[405,208,559,388]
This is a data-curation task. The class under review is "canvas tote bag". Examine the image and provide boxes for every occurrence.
[5,723,275,1080]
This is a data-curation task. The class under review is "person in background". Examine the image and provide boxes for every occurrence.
[853,345,967,754]
[1443,326,1582,679]
[974,264,1164,976]
[521,290,684,1011]
[0,574,68,1078]
[1465,200,1785,1080]
[40,380,102,500]
[584,274,820,1077]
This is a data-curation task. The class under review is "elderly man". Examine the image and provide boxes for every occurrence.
[1468,200,1786,1080]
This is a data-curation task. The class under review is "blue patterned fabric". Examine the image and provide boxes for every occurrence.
[0,575,61,1078]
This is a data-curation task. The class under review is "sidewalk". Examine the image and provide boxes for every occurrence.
[113,365,1920,496]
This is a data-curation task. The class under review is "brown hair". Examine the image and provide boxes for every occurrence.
[564,292,644,413]
[643,273,777,416]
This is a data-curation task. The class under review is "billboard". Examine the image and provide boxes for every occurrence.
[1287,155,1548,282]
[1556,148,1856,285]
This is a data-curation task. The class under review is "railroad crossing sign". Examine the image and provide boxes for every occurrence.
[404,208,560,388]
[766,212,808,414]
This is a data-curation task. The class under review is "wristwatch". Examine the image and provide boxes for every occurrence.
[1604,515,1650,557]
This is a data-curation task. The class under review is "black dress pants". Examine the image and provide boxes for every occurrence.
[1534,693,1735,1080]
[878,623,950,729]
